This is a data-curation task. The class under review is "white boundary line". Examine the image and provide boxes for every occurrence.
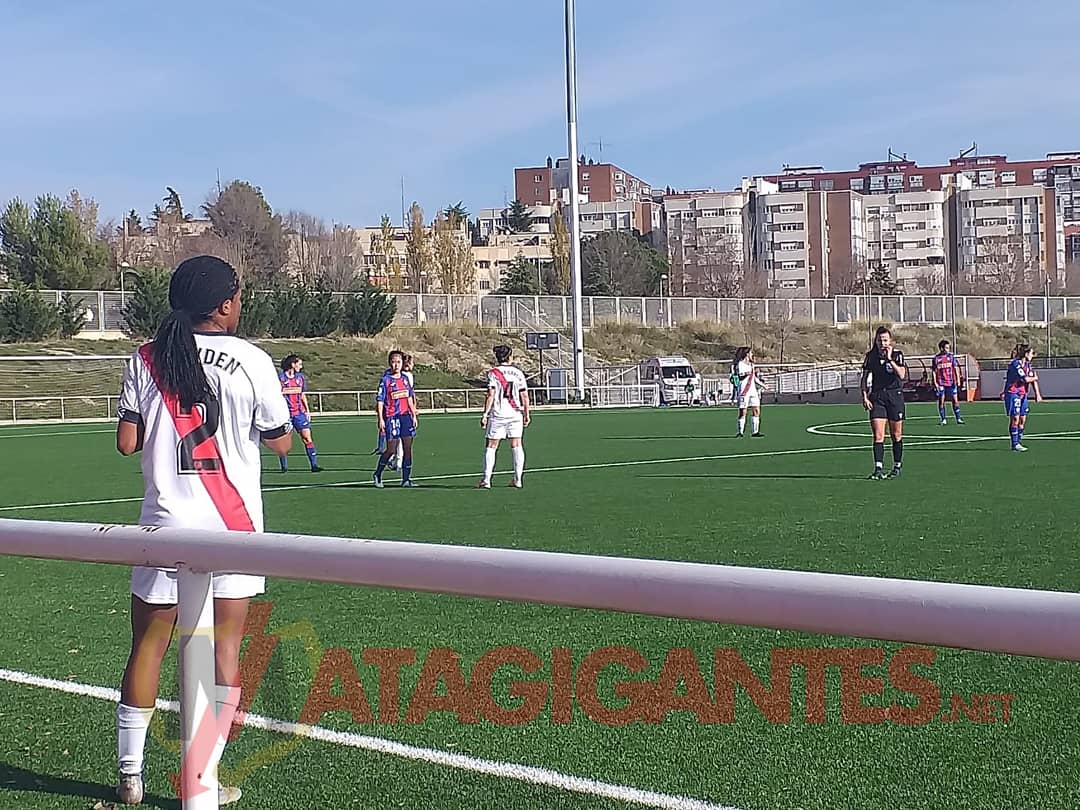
[0,668,739,810]
[0,429,1070,514]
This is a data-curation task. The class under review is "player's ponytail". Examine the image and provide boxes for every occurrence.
[151,256,240,411]
[152,309,211,412]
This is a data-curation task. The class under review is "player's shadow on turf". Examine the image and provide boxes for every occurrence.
[0,763,179,809]
[641,473,863,481]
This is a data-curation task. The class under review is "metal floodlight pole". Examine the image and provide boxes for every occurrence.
[564,0,586,401]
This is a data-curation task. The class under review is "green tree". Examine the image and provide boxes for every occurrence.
[581,231,667,296]
[443,202,469,229]
[202,180,287,282]
[122,268,171,338]
[0,195,112,289]
[497,254,541,295]
[343,283,397,336]
[0,283,60,342]
[869,264,898,295]
[506,199,535,234]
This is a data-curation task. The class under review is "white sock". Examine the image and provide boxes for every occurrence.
[512,446,525,482]
[751,416,760,434]
[395,442,403,465]
[483,447,497,483]
[738,416,746,434]
[205,685,241,786]
[117,703,155,776]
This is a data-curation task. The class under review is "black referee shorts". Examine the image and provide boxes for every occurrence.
[869,389,905,422]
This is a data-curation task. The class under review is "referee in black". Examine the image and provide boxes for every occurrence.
[861,325,908,479]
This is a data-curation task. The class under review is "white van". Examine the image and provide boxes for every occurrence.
[640,356,702,405]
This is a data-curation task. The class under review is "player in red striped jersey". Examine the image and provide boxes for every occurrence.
[113,256,293,805]
[477,345,531,488]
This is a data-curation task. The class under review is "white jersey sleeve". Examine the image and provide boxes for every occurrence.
[487,365,529,419]
[118,353,147,423]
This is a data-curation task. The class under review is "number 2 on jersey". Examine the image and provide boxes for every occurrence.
[176,398,223,474]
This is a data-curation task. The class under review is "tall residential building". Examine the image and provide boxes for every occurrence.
[951,183,1063,288]
[756,150,1080,226]
[661,191,747,295]
[744,180,866,297]
[863,191,946,289]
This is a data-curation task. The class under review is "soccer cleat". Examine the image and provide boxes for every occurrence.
[751,432,763,438]
[940,419,947,426]
[868,468,886,480]
[888,466,902,479]
[1013,444,1028,452]
[401,480,418,488]
[956,418,965,424]
[736,432,744,438]
[373,474,384,488]
[508,479,522,489]
[476,480,491,489]
[310,465,323,473]
[117,773,143,805]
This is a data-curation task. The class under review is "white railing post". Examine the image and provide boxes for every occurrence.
[59,398,65,421]
[177,566,219,810]
[356,392,362,414]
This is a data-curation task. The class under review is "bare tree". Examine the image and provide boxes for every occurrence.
[912,269,946,295]
[690,233,744,298]
[316,225,362,291]
[1065,260,1080,294]
[65,189,100,239]
[971,235,1040,295]
[283,210,330,285]
[828,261,866,296]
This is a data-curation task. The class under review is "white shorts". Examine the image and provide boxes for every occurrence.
[738,391,761,410]
[131,566,265,605]
[486,415,524,440]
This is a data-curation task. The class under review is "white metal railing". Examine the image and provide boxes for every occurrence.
[2,517,1080,809]
[0,384,629,425]
[9,289,1080,334]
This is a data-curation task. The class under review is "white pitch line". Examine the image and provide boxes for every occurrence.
[0,430,1049,514]
[0,668,739,810]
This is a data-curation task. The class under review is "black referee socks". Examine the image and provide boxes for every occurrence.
[892,439,903,466]
[873,442,885,466]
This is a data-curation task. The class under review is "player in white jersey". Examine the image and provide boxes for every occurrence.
[477,345,531,488]
[732,346,766,437]
[393,354,415,471]
[113,256,293,806]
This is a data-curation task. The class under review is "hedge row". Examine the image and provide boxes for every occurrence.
[121,270,396,340]
[0,283,86,342]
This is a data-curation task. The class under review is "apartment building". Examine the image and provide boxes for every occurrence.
[864,191,946,289]
[515,157,660,240]
[743,180,866,297]
[661,191,746,295]
[952,183,1063,287]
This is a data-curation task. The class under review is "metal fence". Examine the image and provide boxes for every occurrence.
[12,289,1080,335]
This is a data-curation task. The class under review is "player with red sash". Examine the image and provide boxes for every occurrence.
[113,256,293,805]
[373,350,419,487]
[478,345,531,488]
[931,340,964,425]
[732,346,766,437]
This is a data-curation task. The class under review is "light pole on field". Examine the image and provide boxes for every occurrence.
[564,0,585,401]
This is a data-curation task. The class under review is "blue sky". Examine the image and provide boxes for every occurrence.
[3,0,1079,229]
